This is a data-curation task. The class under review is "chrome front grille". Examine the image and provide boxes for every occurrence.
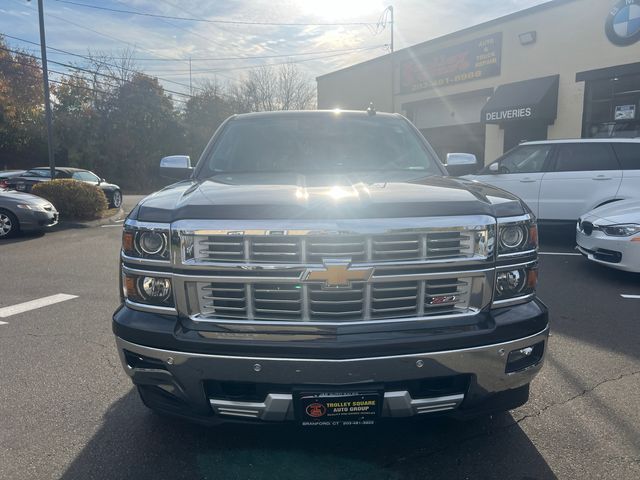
[191,231,475,264]
[195,276,474,323]
[175,216,495,325]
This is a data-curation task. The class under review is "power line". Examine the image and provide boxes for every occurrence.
[4,34,385,87]
[87,46,388,62]
[1,35,201,95]
[111,0,237,58]
[148,46,388,75]
[10,0,186,64]
[54,0,379,27]
[0,49,191,104]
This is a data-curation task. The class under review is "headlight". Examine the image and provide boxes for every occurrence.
[599,224,640,237]
[138,231,166,255]
[16,204,45,211]
[497,217,538,255]
[494,264,538,305]
[122,224,170,261]
[500,225,526,249]
[123,274,174,307]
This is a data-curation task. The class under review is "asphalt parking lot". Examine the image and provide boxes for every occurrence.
[1,196,639,480]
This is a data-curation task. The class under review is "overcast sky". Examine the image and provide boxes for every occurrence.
[1,0,549,96]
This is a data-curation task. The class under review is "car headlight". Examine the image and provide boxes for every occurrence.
[16,204,45,211]
[122,224,170,261]
[494,264,538,305]
[497,217,538,255]
[599,224,640,237]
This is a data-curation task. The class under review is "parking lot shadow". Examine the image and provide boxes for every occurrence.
[60,389,556,480]
[0,230,46,245]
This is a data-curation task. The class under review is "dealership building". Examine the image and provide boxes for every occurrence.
[316,0,640,165]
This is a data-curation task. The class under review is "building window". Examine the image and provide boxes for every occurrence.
[583,73,640,138]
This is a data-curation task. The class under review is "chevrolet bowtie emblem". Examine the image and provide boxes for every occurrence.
[302,262,373,288]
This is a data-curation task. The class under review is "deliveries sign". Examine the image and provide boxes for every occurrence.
[399,33,502,93]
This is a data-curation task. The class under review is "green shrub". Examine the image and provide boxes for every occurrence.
[32,179,108,221]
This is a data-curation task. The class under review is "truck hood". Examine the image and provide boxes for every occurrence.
[132,174,528,222]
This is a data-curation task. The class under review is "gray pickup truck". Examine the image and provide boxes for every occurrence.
[113,110,548,426]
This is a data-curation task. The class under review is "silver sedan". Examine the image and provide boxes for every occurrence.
[0,188,59,238]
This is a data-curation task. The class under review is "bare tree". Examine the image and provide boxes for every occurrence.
[83,47,139,91]
[229,63,316,113]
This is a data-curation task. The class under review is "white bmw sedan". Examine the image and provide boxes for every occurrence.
[576,199,640,273]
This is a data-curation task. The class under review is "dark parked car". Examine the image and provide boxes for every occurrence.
[0,170,27,188]
[0,188,58,238]
[5,167,122,208]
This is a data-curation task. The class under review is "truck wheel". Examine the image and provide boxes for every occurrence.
[0,210,19,238]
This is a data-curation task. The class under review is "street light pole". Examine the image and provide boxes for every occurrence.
[35,0,56,179]
[388,5,395,113]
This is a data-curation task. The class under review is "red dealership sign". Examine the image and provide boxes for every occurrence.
[399,33,502,93]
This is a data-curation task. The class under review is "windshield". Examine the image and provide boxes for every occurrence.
[199,114,442,179]
[24,169,52,177]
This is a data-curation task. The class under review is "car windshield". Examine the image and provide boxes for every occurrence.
[199,114,441,179]
[24,169,52,177]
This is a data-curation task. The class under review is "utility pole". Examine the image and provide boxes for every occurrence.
[189,57,192,96]
[34,0,55,179]
[388,5,395,113]
[389,5,394,53]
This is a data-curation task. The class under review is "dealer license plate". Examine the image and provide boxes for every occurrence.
[296,391,381,426]
[16,183,26,191]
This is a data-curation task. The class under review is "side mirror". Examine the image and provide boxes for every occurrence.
[444,153,478,176]
[488,163,500,173]
[100,178,105,184]
[160,155,193,180]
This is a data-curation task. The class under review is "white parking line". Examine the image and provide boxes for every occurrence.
[0,321,7,326]
[620,294,640,299]
[538,252,582,256]
[0,294,78,318]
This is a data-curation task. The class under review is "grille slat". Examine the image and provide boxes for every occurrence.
[309,299,364,305]
[252,298,301,304]
[372,305,417,313]
[309,310,363,316]
[309,242,364,247]
[428,236,470,243]
[308,250,366,256]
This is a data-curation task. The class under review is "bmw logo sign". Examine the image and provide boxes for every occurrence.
[606,0,640,46]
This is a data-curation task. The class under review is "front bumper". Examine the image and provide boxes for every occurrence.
[17,209,59,231]
[115,325,548,423]
[576,228,640,273]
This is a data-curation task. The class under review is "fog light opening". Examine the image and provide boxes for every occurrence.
[505,341,544,373]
